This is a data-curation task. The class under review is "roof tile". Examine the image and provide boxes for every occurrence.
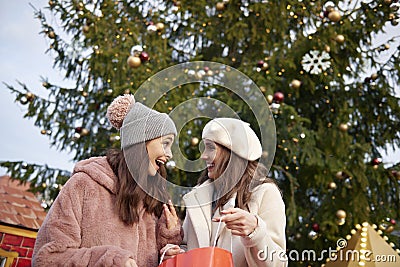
[0,176,46,230]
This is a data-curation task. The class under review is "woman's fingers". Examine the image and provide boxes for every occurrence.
[160,244,185,262]
[168,200,178,217]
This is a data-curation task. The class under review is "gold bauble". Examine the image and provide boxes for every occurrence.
[290,79,302,89]
[156,22,165,31]
[26,92,35,101]
[328,182,337,190]
[338,123,348,132]
[328,10,341,22]
[335,171,344,179]
[80,128,90,136]
[216,2,225,11]
[336,209,347,219]
[384,0,392,4]
[48,31,56,39]
[191,137,199,146]
[324,45,331,53]
[83,25,90,33]
[267,95,273,104]
[335,34,345,44]
[127,56,141,68]
[371,73,378,80]
[40,129,47,135]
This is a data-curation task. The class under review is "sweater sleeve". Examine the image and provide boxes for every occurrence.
[240,183,287,267]
[32,173,135,267]
[156,211,183,251]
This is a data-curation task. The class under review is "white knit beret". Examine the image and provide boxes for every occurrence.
[106,94,177,148]
[202,118,262,161]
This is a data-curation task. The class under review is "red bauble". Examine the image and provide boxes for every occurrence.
[390,219,396,225]
[139,51,150,62]
[75,127,82,133]
[312,223,320,232]
[257,60,265,68]
[273,92,284,103]
[372,158,382,166]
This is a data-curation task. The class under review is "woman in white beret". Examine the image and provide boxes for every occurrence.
[33,94,182,267]
[161,118,287,267]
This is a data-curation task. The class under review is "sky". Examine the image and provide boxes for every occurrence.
[0,1,399,177]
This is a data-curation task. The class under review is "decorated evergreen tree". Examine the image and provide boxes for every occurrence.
[2,0,400,265]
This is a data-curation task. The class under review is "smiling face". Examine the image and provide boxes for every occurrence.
[200,139,226,179]
[146,134,174,176]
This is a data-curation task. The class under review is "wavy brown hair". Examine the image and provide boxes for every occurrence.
[106,143,169,225]
[198,144,276,212]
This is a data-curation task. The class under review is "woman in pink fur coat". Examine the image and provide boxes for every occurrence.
[33,94,183,267]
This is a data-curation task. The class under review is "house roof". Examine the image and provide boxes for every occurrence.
[0,175,47,230]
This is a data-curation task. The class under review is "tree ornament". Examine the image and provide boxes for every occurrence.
[256,60,268,71]
[372,158,382,166]
[290,79,302,89]
[308,230,318,240]
[130,45,143,56]
[25,92,34,101]
[370,73,378,80]
[127,56,141,68]
[335,34,345,44]
[267,95,273,104]
[20,96,29,105]
[335,171,345,179]
[191,137,199,146]
[336,209,346,219]
[147,24,158,33]
[301,50,331,75]
[75,127,83,133]
[273,92,284,103]
[312,223,320,232]
[392,170,400,180]
[104,89,113,96]
[139,51,150,62]
[328,181,337,190]
[328,10,341,22]
[156,22,165,31]
[83,25,90,33]
[384,0,392,4]
[80,128,90,136]
[48,31,56,39]
[216,2,225,11]
[338,123,348,132]
[40,129,47,135]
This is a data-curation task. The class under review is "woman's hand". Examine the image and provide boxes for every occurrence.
[160,244,185,261]
[124,258,138,267]
[163,200,179,230]
[212,208,258,236]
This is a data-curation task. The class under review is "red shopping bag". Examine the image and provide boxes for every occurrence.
[158,246,233,267]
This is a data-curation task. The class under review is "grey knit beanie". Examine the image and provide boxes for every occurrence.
[106,94,177,148]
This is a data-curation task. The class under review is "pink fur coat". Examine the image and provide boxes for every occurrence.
[33,157,182,267]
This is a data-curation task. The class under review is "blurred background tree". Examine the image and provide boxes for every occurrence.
[2,0,400,265]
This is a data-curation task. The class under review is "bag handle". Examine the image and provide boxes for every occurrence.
[159,217,231,265]
[159,244,176,265]
[213,216,233,253]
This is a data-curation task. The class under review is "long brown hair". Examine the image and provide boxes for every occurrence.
[106,143,169,225]
[198,144,275,211]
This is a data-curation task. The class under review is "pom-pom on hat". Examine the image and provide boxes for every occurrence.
[107,94,177,148]
[202,118,262,161]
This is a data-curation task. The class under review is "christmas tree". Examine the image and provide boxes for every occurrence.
[2,0,400,265]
